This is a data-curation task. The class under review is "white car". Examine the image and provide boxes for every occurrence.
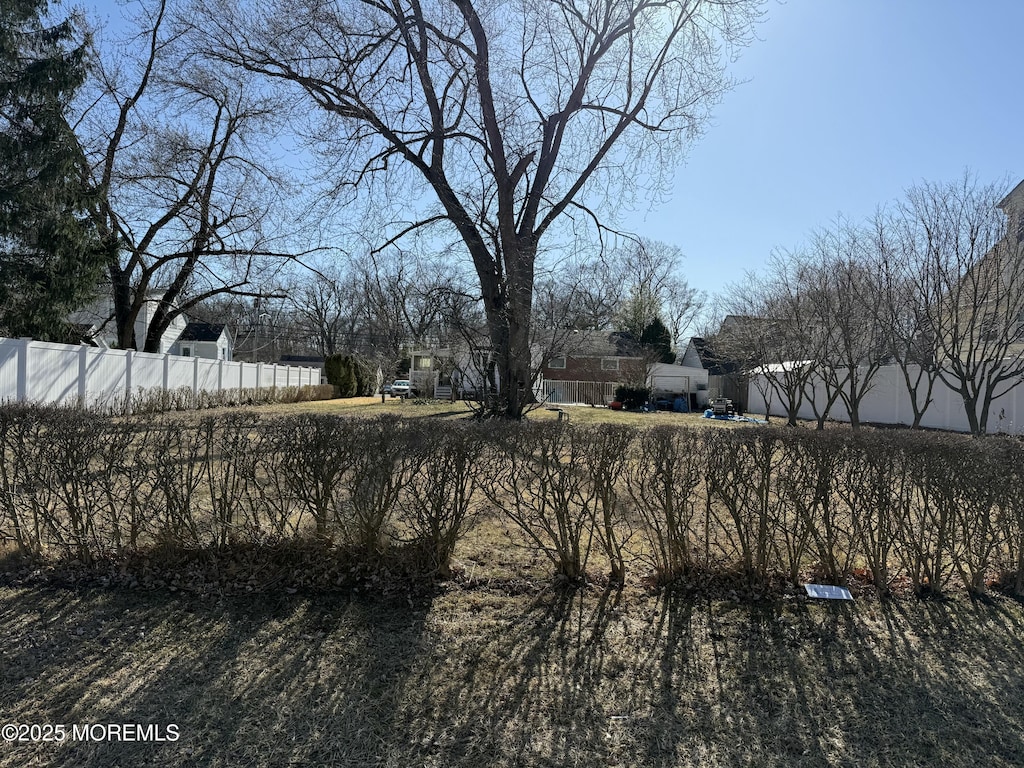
[391,379,412,397]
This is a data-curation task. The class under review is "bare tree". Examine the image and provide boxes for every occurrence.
[195,0,761,417]
[801,220,888,430]
[869,206,941,429]
[284,259,365,356]
[533,256,622,333]
[613,238,703,350]
[897,174,1024,435]
[76,0,304,351]
[719,255,824,426]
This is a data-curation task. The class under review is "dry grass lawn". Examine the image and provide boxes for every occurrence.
[235,395,760,428]
[2,582,1023,767]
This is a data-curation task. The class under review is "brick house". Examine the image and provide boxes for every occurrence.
[542,330,645,382]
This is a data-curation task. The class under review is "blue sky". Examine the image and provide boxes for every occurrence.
[81,0,1024,299]
[629,0,1024,295]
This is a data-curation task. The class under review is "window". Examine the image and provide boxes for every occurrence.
[548,356,566,369]
[601,357,619,371]
[417,356,432,369]
[979,312,999,343]
[1014,311,1024,342]
[181,345,192,357]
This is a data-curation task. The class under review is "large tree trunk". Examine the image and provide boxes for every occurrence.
[109,260,136,350]
[483,244,537,420]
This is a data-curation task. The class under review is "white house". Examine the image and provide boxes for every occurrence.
[169,322,233,361]
[68,290,187,353]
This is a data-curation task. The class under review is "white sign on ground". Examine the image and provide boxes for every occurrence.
[804,584,853,601]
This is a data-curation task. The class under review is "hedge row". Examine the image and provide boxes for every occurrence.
[0,406,482,580]
[1,405,1021,595]
[124,383,335,414]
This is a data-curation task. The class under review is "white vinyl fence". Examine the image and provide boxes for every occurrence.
[0,337,321,411]
[748,363,1024,435]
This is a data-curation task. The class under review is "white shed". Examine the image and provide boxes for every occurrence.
[647,362,709,396]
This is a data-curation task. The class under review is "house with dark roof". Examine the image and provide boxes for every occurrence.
[541,330,646,385]
[279,354,325,370]
[169,322,233,361]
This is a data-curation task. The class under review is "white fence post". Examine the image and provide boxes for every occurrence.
[78,345,88,404]
[125,349,134,414]
[16,338,31,402]
[192,356,200,396]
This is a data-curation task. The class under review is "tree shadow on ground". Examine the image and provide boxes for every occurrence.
[2,584,1024,767]
[389,581,629,767]
[0,585,435,767]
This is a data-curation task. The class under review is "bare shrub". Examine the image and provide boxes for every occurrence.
[704,429,783,584]
[19,408,113,562]
[482,423,596,581]
[340,416,428,557]
[127,383,334,415]
[945,438,1007,595]
[893,435,957,596]
[623,425,704,585]
[999,439,1024,594]
[576,424,636,583]
[396,423,486,578]
[775,430,853,585]
[200,412,263,548]
[835,432,908,596]
[0,404,51,557]
[147,421,209,548]
[264,414,358,539]
[96,417,160,552]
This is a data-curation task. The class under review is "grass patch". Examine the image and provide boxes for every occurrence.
[211,395,756,428]
[2,583,1023,767]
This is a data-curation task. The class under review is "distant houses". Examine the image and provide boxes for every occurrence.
[68,291,233,360]
[169,322,233,361]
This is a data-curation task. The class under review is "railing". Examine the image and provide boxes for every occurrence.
[541,380,618,405]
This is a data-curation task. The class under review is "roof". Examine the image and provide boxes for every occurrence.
[547,330,644,358]
[998,178,1024,212]
[176,322,228,343]
[688,337,739,375]
[755,360,813,375]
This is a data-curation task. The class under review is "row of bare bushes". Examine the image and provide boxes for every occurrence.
[487,424,1024,596]
[0,406,483,580]
[121,383,335,414]
[1,405,1022,595]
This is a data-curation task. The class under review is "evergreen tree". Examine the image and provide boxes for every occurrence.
[351,355,367,396]
[338,356,357,397]
[0,0,103,340]
[324,354,344,387]
[640,317,675,363]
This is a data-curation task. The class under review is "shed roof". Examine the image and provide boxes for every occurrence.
[176,322,227,342]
